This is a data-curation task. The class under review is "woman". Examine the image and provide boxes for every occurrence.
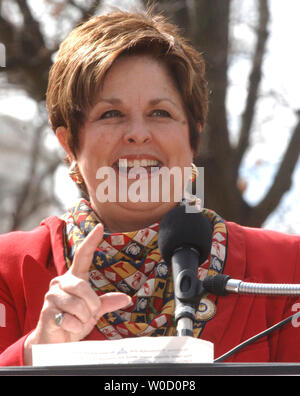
[1,9,300,367]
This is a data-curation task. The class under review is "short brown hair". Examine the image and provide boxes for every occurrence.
[46,9,208,155]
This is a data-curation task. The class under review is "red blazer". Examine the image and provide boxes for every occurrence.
[1,216,300,366]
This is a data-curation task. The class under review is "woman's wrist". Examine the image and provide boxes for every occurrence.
[23,330,38,366]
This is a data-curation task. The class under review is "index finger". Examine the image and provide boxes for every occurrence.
[70,223,104,276]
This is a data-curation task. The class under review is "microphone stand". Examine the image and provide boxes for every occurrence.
[173,268,300,337]
[172,248,206,337]
[201,274,300,362]
[203,274,300,296]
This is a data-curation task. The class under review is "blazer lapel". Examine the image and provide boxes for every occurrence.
[22,255,53,331]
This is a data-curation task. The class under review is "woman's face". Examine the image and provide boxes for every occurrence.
[62,55,195,231]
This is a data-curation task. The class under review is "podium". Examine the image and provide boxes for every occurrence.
[0,363,300,375]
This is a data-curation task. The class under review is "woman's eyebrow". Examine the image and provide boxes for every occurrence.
[96,97,179,106]
[95,97,122,105]
[88,98,122,119]
[92,97,182,112]
[149,98,182,110]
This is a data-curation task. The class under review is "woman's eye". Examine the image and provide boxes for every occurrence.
[100,110,122,119]
[151,109,171,118]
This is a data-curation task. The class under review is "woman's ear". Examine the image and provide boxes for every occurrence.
[56,126,74,161]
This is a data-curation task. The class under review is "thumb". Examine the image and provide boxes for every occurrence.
[70,223,104,276]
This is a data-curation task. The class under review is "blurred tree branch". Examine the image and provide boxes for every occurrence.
[0,0,103,231]
[233,0,269,172]
[0,0,103,100]
[151,0,300,227]
[10,119,62,231]
[0,0,53,100]
[248,116,300,226]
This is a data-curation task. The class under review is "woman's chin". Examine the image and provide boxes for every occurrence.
[116,199,175,213]
[90,192,179,231]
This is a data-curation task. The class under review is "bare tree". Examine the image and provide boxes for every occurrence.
[0,0,104,231]
[0,0,103,101]
[9,115,63,231]
[142,0,300,227]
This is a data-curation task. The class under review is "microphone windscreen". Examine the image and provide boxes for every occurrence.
[158,205,212,264]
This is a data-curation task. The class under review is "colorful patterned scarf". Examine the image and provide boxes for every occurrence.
[61,199,227,339]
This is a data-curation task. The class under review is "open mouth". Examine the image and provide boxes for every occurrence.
[113,158,163,176]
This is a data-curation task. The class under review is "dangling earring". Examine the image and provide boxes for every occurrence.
[186,163,202,210]
[190,163,199,182]
[69,161,84,184]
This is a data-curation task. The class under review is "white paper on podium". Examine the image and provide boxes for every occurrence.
[32,336,214,366]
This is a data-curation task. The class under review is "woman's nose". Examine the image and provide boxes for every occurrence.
[123,118,152,144]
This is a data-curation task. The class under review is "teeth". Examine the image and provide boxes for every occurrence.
[118,159,160,168]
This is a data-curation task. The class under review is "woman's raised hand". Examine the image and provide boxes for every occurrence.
[24,224,131,365]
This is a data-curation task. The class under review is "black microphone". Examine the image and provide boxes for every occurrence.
[158,204,212,336]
